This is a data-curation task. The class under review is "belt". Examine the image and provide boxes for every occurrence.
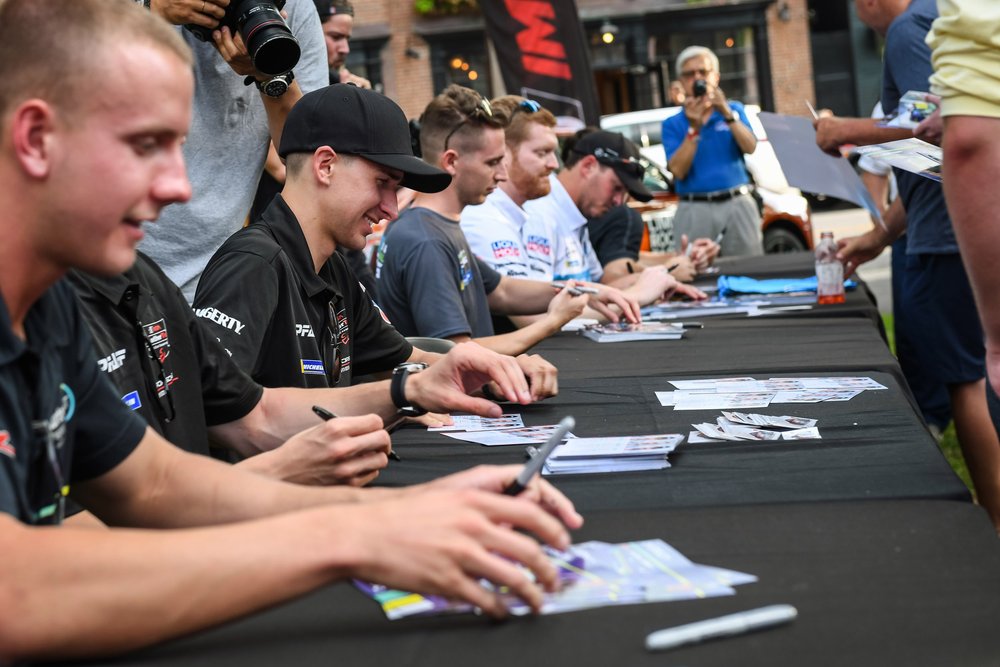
[680,185,751,203]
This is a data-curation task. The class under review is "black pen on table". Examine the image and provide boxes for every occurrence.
[312,405,402,462]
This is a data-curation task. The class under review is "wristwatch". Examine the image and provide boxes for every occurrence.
[390,362,429,417]
[245,70,295,98]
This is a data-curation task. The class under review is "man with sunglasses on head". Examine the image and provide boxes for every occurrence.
[195,84,559,404]
[375,86,643,356]
[662,45,761,257]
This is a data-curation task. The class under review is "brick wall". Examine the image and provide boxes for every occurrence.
[381,2,435,120]
[765,0,816,117]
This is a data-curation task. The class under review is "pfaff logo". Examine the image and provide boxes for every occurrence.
[295,324,316,338]
[491,240,521,258]
[301,359,325,375]
[194,307,246,335]
[98,349,126,373]
[0,431,14,458]
[526,235,551,256]
[507,0,572,80]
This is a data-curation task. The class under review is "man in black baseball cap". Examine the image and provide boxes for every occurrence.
[567,129,654,203]
[279,83,451,192]
[194,84,466,400]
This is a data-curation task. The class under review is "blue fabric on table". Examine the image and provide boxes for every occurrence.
[717,275,857,297]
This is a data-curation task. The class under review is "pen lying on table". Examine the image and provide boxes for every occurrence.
[551,282,599,296]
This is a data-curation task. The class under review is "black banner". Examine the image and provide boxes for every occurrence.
[480,0,600,128]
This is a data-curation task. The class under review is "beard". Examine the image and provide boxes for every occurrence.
[511,164,551,202]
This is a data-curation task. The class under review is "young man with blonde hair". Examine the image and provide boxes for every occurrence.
[0,3,581,659]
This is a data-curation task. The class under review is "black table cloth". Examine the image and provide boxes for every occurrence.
[65,500,1000,667]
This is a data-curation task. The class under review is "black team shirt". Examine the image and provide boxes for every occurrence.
[68,253,263,457]
[193,195,412,389]
[0,281,146,525]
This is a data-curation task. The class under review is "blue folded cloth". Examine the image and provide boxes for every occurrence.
[717,275,857,297]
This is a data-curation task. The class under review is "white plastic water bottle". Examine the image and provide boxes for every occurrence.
[814,231,845,305]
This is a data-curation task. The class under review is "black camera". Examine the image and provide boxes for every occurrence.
[693,79,708,98]
[186,0,300,76]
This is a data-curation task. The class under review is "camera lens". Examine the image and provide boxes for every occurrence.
[693,79,707,97]
[235,1,300,76]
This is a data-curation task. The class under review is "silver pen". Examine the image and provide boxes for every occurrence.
[645,604,798,652]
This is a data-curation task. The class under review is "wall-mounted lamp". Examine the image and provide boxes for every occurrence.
[600,19,619,45]
[777,1,791,22]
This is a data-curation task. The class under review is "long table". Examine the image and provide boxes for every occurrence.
[50,258,1000,666]
[382,370,969,511]
[69,500,1000,667]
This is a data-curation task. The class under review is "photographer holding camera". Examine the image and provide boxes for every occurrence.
[662,45,761,257]
[136,0,328,302]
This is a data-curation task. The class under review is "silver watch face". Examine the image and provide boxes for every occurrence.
[262,78,288,97]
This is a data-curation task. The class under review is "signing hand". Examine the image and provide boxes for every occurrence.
[241,414,389,486]
[339,489,570,617]
[421,464,583,530]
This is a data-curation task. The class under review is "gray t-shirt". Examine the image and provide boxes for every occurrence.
[140,0,327,302]
[375,207,502,339]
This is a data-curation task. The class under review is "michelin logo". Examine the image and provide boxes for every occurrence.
[98,349,126,373]
[300,359,325,375]
[194,307,246,334]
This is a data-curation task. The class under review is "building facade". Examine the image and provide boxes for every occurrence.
[347,0,878,123]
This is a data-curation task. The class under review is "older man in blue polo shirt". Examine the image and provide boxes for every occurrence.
[662,45,761,257]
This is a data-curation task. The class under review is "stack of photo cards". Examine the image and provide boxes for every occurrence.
[580,321,684,343]
[434,416,578,447]
[656,376,886,410]
[542,434,683,476]
[690,412,820,443]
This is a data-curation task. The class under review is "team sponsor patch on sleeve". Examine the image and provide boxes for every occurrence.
[491,240,521,259]
[300,359,326,375]
[122,391,142,410]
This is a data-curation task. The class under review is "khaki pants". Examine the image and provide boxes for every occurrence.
[672,193,762,257]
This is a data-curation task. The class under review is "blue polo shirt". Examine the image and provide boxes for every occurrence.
[662,102,752,195]
[882,0,956,255]
[0,281,147,525]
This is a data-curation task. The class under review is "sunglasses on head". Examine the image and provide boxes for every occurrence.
[443,95,494,151]
[579,145,646,179]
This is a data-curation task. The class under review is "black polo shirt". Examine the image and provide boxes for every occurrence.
[586,205,644,266]
[0,281,146,525]
[68,253,263,456]
[193,195,412,389]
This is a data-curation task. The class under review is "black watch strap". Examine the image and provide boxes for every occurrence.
[391,363,428,417]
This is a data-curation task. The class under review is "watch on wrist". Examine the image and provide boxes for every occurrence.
[245,70,295,98]
[390,362,429,417]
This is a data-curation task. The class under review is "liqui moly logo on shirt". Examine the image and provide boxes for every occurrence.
[526,235,551,256]
[491,240,521,259]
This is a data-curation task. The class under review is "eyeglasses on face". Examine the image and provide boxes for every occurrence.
[443,95,494,151]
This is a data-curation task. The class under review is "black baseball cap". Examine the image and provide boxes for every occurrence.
[572,130,653,202]
[312,0,353,19]
[279,84,452,193]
